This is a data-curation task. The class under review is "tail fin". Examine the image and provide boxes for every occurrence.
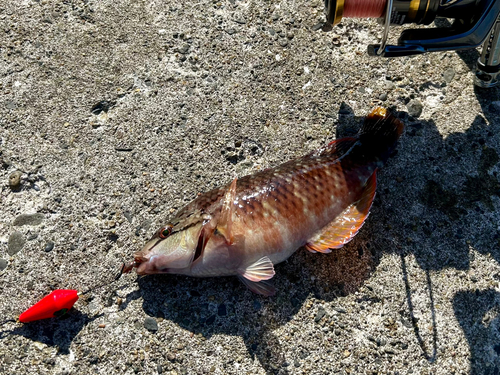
[358,107,404,162]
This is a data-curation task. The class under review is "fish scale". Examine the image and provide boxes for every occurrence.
[126,108,404,296]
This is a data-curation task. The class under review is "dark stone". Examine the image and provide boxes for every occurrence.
[279,39,288,47]
[13,213,44,226]
[8,232,25,255]
[314,306,326,323]
[225,28,237,35]
[0,258,7,271]
[379,93,388,101]
[144,317,158,332]
[157,364,163,374]
[43,241,54,253]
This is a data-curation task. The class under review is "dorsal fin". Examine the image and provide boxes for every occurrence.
[216,178,237,245]
[313,137,358,159]
[306,171,377,253]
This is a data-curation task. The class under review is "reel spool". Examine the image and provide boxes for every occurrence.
[323,0,500,87]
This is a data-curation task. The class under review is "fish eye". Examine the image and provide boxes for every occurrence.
[158,225,173,239]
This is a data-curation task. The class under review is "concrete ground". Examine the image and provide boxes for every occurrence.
[1,0,500,374]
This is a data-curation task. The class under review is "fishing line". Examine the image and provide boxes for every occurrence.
[79,263,128,296]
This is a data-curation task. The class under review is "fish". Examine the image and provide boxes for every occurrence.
[124,107,404,296]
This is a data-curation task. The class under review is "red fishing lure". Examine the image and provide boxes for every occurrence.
[18,289,79,323]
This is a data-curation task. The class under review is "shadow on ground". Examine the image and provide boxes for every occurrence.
[128,237,371,375]
[123,100,500,374]
[0,310,99,354]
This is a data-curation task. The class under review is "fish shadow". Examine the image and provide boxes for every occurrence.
[133,237,372,375]
[0,310,100,354]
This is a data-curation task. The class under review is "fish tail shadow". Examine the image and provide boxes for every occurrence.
[358,107,405,163]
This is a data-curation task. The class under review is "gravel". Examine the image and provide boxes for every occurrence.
[1,1,499,375]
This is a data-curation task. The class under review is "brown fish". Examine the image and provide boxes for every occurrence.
[124,108,404,295]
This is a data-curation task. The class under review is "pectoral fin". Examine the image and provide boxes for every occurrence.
[238,276,276,296]
[217,178,237,244]
[238,256,275,282]
[306,171,377,253]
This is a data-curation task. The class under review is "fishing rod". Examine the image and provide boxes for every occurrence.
[322,0,500,87]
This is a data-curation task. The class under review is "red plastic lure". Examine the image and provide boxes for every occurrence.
[18,289,79,323]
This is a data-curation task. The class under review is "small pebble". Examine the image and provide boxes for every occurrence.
[443,67,455,83]
[279,39,288,47]
[312,22,323,31]
[13,213,45,226]
[0,258,7,271]
[178,44,190,54]
[8,232,26,255]
[382,80,395,90]
[407,99,423,118]
[98,324,106,328]
[144,317,158,332]
[8,171,22,188]
[379,93,388,101]
[44,241,55,252]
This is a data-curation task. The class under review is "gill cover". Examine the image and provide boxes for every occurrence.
[136,223,204,272]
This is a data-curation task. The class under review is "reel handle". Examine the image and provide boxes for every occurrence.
[368,0,500,57]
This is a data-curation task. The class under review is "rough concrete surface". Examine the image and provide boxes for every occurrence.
[1,1,500,374]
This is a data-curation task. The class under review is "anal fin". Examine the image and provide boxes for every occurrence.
[306,171,377,253]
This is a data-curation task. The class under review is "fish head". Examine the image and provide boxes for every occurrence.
[133,221,204,275]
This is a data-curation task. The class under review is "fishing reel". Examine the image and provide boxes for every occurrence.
[322,0,500,87]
